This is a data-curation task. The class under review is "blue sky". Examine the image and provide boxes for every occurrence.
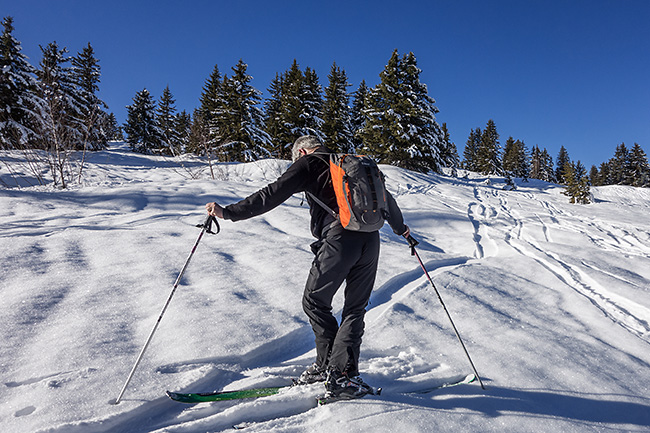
[4,0,649,168]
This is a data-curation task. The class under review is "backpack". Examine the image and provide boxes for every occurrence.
[308,153,389,232]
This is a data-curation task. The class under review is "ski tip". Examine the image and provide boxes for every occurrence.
[465,374,477,384]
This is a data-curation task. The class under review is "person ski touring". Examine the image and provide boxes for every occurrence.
[205,135,411,401]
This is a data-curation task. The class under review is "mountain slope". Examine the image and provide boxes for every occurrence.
[1,144,649,432]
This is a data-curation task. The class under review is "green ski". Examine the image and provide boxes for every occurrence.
[166,386,286,404]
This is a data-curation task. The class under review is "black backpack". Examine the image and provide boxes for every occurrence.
[308,154,389,232]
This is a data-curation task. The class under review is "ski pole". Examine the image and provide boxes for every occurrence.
[404,234,486,390]
[113,214,220,405]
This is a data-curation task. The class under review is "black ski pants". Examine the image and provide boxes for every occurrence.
[302,226,380,377]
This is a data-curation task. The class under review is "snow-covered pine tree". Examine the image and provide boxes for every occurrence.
[502,137,517,177]
[188,108,210,155]
[463,128,481,172]
[301,67,324,141]
[124,88,163,154]
[268,60,324,157]
[360,50,442,173]
[213,59,271,162]
[35,41,90,187]
[174,110,192,154]
[610,143,630,185]
[476,119,501,175]
[196,64,224,155]
[515,139,530,181]
[198,64,222,121]
[105,113,122,141]
[70,42,109,151]
[503,137,529,180]
[401,51,442,172]
[555,146,570,184]
[530,146,542,180]
[350,80,369,151]
[157,85,179,155]
[530,145,555,182]
[540,148,555,182]
[321,62,353,153]
[589,165,600,186]
[628,143,649,187]
[0,16,42,149]
[264,72,291,159]
[439,123,459,175]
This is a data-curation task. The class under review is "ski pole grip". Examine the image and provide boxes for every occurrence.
[404,234,419,255]
[197,214,220,234]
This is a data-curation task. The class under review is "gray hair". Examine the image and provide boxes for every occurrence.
[291,135,321,161]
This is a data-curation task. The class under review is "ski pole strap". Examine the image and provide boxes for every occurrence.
[405,234,419,255]
[197,214,220,234]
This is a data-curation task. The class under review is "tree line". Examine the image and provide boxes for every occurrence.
[123,51,455,175]
[0,17,119,187]
[2,15,648,201]
[462,119,650,202]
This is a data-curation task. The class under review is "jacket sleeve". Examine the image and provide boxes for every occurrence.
[385,190,407,235]
[222,160,309,222]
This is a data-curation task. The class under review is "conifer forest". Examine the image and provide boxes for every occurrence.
[2,16,649,199]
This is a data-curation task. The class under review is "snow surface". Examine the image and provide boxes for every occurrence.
[1,144,649,433]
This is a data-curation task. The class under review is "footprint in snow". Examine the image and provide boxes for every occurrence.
[15,406,36,417]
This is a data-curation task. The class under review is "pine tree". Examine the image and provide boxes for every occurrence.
[589,165,600,186]
[610,143,630,184]
[360,50,442,173]
[628,143,650,187]
[439,123,459,175]
[463,128,481,172]
[302,67,324,140]
[402,51,443,172]
[502,137,518,176]
[263,72,289,158]
[503,136,530,180]
[555,146,571,184]
[213,59,271,162]
[34,41,89,186]
[540,148,555,182]
[157,85,178,155]
[350,80,369,150]
[70,42,109,150]
[514,139,530,180]
[476,119,501,175]
[174,109,192,154]
[598,161,612,186]
[321,62,353,153]
[105,112,122,141]
[275,60,317,151]
[530,146,554,182]
[197,64,224,153]
[187,108,210,156]
[198,64,222,120]
[562,160,591,204]
[530,146,541,180]
[124,88,162,154]
[0,16,42,148]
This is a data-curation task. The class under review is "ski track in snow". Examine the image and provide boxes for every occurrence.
[469,185,650,344]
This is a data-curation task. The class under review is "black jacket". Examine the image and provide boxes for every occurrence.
[222,146,407,238]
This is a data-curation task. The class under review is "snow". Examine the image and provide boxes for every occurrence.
[1,144,649,432]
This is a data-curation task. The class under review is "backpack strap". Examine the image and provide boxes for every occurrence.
[303,151,339,219]
[306,191,338,220]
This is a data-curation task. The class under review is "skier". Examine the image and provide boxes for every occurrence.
[206,135,410,401]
